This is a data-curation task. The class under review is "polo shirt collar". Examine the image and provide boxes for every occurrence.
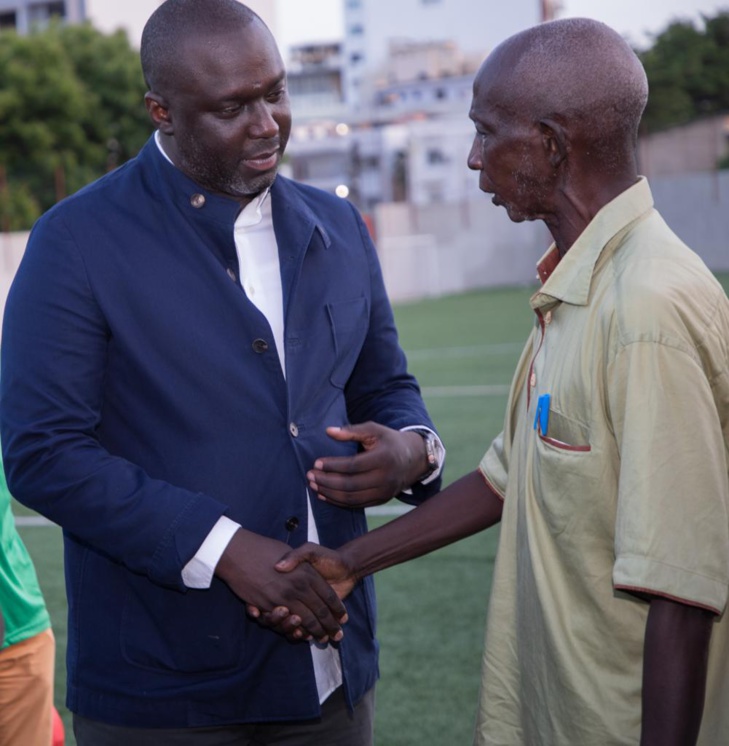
[530,177,654,311]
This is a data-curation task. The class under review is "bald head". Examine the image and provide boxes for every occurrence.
[478,18,648,160]
[141,0,263,96]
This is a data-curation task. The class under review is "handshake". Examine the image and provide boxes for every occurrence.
[215,421,440,645]
[248,541,358,645]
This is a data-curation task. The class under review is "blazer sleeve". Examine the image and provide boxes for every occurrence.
[0,211,227,591]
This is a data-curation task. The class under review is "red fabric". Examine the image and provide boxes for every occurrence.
[52,707,65,746]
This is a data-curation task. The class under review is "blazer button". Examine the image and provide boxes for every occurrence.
[252,338,268,354]
[190,193,206,208]
[226,267,237,282]
[289,422,299,437]
[285,516,299,532]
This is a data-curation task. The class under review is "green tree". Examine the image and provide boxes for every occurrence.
[640,11,729,133]
[56,23,151,168]
[0,22,151,229]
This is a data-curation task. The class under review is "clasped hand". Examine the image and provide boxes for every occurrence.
[215,528,349,644]
[245,542,357,642]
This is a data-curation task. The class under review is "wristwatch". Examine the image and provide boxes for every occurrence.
[416,429,441,479]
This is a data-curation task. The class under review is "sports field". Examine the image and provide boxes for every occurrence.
[14,273,729,745]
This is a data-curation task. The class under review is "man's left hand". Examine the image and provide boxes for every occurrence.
[307,423,429,508]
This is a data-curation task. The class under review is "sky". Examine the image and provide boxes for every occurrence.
[88,0,729,54]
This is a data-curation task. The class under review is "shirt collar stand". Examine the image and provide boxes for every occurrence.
[531,177,654,311]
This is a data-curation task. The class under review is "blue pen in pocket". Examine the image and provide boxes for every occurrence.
[533,393,551,436]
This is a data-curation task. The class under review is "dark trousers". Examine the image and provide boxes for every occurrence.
[73,686,375,746]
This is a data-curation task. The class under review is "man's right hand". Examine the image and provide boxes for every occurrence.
[215,528,348,643]
[244,542,358,642]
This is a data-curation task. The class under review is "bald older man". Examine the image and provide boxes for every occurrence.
[275,18,729,746]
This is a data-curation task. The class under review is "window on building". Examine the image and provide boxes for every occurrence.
[421,0,442,4]
[350,52,364,64]
[349,23,364,35]
[28,1,66,28]
[347,0,362,6]
[0,11,17,29]
[427,149,447,165]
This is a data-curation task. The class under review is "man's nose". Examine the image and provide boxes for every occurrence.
[248,101,279,139]
[467,139,481,170]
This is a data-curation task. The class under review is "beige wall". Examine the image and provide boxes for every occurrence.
[0,232,29,339]
[0,172,726,340]
[638,115,729,178]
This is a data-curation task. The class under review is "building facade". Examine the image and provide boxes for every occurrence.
[342,0,539,109]
[0,0,84,33]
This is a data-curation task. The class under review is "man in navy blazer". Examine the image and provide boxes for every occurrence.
[0,1,443,743]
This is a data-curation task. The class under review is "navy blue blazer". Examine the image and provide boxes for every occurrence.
[0,137,440,727]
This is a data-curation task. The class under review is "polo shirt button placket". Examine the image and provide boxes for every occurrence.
[190,193,206,209]
[289,422,299,438]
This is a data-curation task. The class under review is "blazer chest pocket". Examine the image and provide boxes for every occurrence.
[327,297,369,388]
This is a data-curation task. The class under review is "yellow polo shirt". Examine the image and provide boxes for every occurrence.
[476,178,729,745]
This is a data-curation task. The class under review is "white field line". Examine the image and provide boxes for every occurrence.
[406,342,524,361]
[422,384,509,397]
[367,504,415,517]
[15,515,55,527]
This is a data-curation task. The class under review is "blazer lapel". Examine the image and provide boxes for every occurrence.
[271,177,331,322]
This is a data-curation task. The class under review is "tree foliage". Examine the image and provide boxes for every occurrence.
[0,22,151,229]
[640,11,729,133]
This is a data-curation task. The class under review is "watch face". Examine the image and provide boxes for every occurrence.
[424,433,438,470]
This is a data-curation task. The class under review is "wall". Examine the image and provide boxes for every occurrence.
[0,231,29,336]
[376,170,729,302]
[375,197,547,302]
[638,115,729,178]
[0,173,726,336]
[651,170,729,272]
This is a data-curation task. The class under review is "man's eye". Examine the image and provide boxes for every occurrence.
[268,88,286,103]
[220,104,241,115]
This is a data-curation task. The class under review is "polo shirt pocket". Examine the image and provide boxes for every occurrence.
[533,408,597,536]
[327,297,369,389]
[536,408,591,452]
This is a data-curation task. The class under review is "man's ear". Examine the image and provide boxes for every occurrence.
[144,92,173,135]
[538,118,568,169]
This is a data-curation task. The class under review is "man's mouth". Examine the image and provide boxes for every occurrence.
[242,149,279,171]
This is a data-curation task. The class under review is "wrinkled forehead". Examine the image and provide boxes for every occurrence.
[469,40,539,127]
[469,62,513,124]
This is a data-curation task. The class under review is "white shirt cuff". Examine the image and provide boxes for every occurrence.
[181,515,241,589]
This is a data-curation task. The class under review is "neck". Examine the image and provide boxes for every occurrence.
[545,172,639,256]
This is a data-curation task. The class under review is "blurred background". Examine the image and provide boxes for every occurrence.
[1,1,728,744]
[0,0,728,314]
